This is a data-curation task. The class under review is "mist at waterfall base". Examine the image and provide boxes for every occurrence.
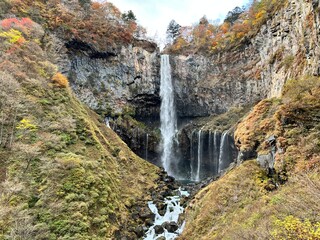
[159,55,238,182]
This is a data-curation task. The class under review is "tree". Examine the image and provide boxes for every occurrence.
[122,10,136,22]
[224,6,245,25]
[0,72,22,148]
[166,19,181,44]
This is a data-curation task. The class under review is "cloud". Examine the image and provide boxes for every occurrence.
[107,0,250,43]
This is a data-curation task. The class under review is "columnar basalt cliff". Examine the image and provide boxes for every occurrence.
[51,38,161,118]
[170,0,320,118]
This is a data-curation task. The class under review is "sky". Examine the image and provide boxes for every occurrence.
[107,0,251,44]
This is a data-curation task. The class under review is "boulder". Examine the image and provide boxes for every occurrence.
[154,225,164,234]
[162,221,179,233]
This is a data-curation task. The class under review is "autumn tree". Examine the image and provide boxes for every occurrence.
[0,72,22,148]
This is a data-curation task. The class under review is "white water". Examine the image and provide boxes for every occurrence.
[218,130,229,173]
[160,55,177,175]
[145,133,149,161]
[144,188,189,240]
[195,130,202,182]
[105,117,111,128]
[190,130,195,180]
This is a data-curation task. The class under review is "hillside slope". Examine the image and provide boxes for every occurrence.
[0,18,158,239]
[180,76,320,239]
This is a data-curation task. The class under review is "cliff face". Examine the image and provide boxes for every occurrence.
[171,0,320,117]
[52,38,161,118]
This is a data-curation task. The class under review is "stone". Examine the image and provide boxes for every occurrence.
[162,221,179,233]
[139,207,155,221]
[156,237,166,240]
[257,152,275,170]
[154,225,164,234]
[134,226,144,238]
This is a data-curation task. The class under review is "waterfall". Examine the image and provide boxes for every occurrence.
[145,133,149,161]
[190,130,195,180]
[195,129,202,182]
[218,130,230,173]
[213,130,220,176]
[105,117,110,128]
[189,128,237,181]
[160,55,177,175]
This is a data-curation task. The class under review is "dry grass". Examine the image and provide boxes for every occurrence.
[180,161,320,240]
[181,76,320,239]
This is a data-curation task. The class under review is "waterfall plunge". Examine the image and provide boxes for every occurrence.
[160,55,177,175]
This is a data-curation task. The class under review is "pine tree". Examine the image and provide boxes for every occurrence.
[166,19,181,44]
[122,10,136,22]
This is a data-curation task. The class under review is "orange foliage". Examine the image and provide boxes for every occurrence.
[2,0,136,51]
[52,72,69,88]
[91,2,102,10]
[1,18,34,34]
[167,0,287,54]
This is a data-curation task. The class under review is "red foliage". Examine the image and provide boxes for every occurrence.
[1,17,34,34]
[1,18,33,30]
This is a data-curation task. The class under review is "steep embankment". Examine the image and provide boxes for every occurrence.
[180,75,320,239]
[0,0,162,164]
[170,0,320,117]
[0,18,158,239]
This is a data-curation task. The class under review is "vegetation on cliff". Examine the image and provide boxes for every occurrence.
[0,0,144,51]
[0,17,158,239]
[180,76,320,239]
[165,0,287,55]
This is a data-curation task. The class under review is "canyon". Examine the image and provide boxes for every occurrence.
[0,0,320,239]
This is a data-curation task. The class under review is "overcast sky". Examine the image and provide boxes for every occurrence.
[107,0,250,44]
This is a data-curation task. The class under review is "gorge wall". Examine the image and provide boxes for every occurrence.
[47,0,320,181]
[51,37,161,119]
[170,0,320,118]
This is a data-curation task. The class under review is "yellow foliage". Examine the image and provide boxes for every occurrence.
[52,72,69,88]
[16,118,37,131]
[0,29,25,44]
[272,215,320,240]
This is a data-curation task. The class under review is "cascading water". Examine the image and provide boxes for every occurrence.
[145,133,149,161]
[160,55,177,175]
[189,129,237,181]
[195,129,202,182]
[218,130,229,173]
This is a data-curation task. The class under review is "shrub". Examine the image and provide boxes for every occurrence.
[52,73,69,88]
[272,215,320,239]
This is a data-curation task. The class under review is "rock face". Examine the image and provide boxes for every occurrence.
[58,39,161,118]
[170,0,320,117]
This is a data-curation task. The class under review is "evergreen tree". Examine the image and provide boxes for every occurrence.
[224,6,245,25]
[122,10,136,21]
[166,19,181,44]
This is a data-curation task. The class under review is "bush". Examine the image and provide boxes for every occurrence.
[272,215,320,239]
[52,73,69,88]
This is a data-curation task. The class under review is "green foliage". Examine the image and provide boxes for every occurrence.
[224,6,245,25]
[0,16,158,239]
[122,10,136,21]
[166,19,181,44]
[282,76,320,101]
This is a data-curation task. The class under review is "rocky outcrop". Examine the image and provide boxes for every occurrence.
[109,116,161,166]
[171,0,320,117]
[51,38,161,118]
